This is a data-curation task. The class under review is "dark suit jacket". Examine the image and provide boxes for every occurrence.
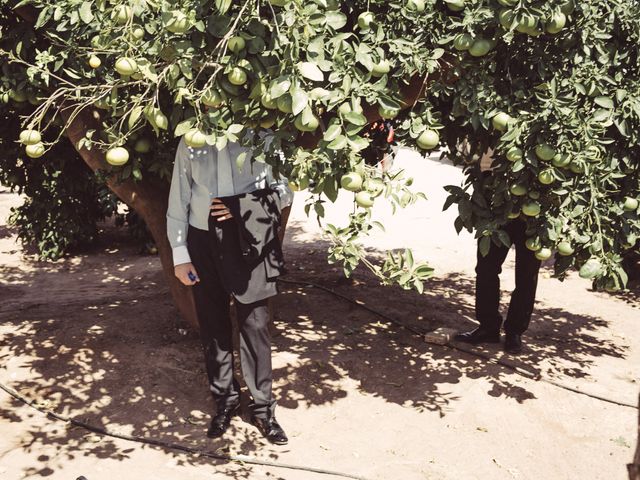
[207,187,285,304]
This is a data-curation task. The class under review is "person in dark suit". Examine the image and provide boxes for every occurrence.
[454,152,541,354]
[166,135,292,444]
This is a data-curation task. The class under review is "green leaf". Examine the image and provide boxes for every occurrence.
[228,124,244,134]
[594,96,614,109]
[174,118,196,137]
[347,137,369,152]
[327,135,347,150]
[79,2,93,23]
[297,62,324,82]
[431,48,445,60]
[323,124,342,142]
[128,106,145,130]
[269,76,291,99]
[290,87,309,115]
[215,0,232,14]
[325,11,347,30]
[479,236,491,257]
[343,111,367,126]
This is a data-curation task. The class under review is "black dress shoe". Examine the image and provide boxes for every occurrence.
[504,333,523,354]
[251,415,288,445]
[207,405,239,438]
[454,327,501,344]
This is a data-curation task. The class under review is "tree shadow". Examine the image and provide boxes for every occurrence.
[0,218,631,478]
[0,220,287,480]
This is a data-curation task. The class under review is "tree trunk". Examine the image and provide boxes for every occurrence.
[630,393,640,480]
[61,107,199,328]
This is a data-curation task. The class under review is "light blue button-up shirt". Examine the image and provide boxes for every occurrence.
[166,137,293,266]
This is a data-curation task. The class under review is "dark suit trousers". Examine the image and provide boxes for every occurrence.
[475,219,541,335]
[187,223,276,419]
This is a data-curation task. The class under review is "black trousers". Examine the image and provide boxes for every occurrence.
[187,224,276,419]
[475,219,541,335]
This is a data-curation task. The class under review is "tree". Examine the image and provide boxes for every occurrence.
[0,0,638,325]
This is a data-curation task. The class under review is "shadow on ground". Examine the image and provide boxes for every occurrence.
[0,220,629,478]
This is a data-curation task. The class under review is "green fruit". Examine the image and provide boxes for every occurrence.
[184,129,207,148]
[560,0,575,15]
[623,197,639,211]
[105,147,129,166]
[228,67,247,86]
[20,129,41,145]
[552,153,571,168]
[294,114,319,132]
[259,113,277,129]
[288,181,300,191]
[525,237,541,251]
[371,59,391,77]
[9,89,27,102]
[228,36,246,53]
[153,111,169,130]
[557,241,574,256]
[358,12,375,30]
[516,14,538,34]
[276,94,293,113]
[535,248,553,261]
[509,184,527,196]
[89,55,101,69]
[522,201,541,217]
[469,38,492,57]
[355,191,375,208]
[367,178,385,197]
[25,142,45,158]
[165,11,190,33]
[445,0,465,12]
[453,33,474,51]
[535,143,556,161]
[506,147,523,162]
[538,170,554,185]
[507,210,520,219]
[569,161,585,174]
[115,57,138,76]
[406,0,426,12]
[528,190,541,200]
[260,92,277,109]
[341,172,364,192]
[113,5,132,25]
[203,88,225,107]
[134,138,152,153]
[579,258,603,279]
[132,26,145,40]
[416,129,440,150]
[378,106,400,119]
[492,112,512,132]
[546,12,567,34]
[498,9,515,29]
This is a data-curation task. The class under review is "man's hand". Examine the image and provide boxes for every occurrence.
[175,263,200,286]
[210,198,233,222]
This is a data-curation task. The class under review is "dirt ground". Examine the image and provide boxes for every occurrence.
[0,150,638,480]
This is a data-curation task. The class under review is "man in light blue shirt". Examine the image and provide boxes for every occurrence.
[166,136,292,444]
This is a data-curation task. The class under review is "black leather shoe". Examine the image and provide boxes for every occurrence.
[207,405,239,438]
[454,327,501,344]
[504,333,523,354]
[251,415,288,445]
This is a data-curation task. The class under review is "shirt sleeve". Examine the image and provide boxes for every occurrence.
[166,139,193,266]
